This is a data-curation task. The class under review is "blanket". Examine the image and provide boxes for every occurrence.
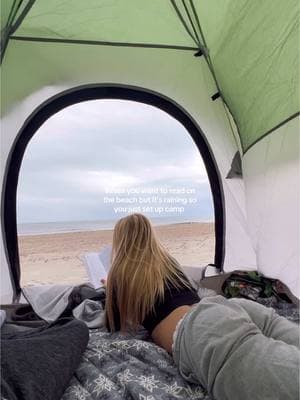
[1,318,89,400]
[62,328,209,400]
[62,295,299,400]
[18,284,106,327]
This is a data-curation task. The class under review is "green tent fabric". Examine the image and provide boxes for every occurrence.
[1,0,299,152]
[195,0,300,151]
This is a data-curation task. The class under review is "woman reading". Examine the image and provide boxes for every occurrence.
[104,213,299,400]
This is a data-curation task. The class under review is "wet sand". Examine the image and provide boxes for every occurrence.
[18,222,214,287]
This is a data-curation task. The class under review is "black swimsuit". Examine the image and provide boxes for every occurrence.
[108,272,200,333]
[142,275,200,333]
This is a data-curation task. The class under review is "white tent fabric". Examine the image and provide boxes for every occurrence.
[243,117,300,297]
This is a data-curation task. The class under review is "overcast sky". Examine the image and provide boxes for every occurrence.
[17,99,214,224]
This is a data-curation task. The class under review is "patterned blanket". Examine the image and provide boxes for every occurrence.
[62,327,209,400]
[62,297,298,400]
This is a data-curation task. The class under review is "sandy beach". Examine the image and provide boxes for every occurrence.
[18,222,214,287]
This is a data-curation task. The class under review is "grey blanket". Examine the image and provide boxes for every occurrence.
[62,328,209,400]
[1,319,89,400]
[21,284,106,327]
[62,297,298,400]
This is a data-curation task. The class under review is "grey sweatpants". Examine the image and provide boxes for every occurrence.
[172,295,299,400]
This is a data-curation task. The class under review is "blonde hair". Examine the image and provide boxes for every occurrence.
[105,213,191,332]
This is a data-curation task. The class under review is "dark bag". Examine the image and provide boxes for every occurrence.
[221,270,296,304]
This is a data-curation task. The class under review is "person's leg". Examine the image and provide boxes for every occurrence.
[230,297,299,348]
[172,295,299,400]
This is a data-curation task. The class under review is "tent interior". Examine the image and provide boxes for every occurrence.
[1,0,299,302]
[0,0,299,398]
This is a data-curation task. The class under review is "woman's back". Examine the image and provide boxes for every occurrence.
[105,213,199,345]
[142,271,199,332]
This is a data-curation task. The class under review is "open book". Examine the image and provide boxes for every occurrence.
[82,245,112,289]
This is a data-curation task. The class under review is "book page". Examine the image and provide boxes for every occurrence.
[98,244,112,273]
[82,245,112,289]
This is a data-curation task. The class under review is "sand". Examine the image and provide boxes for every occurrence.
[18,222,215,287]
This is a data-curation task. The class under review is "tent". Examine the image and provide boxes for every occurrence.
[1,0,299,304]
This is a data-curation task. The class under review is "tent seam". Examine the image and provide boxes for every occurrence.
[10,35,198,51]
[0,0,23,63]
[170,0,201,47]
[10,0,36,36]
[182,0,202,45]
[243,112,300,154]
[189,0,244,154]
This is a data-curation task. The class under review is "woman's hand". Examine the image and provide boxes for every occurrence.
[100,278,107,287]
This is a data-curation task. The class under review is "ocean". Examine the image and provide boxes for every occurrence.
[17,216,205,236]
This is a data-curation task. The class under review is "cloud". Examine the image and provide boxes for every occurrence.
[17,100,213,223]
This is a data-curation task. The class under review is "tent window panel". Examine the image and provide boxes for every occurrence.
[16,99,215,287]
